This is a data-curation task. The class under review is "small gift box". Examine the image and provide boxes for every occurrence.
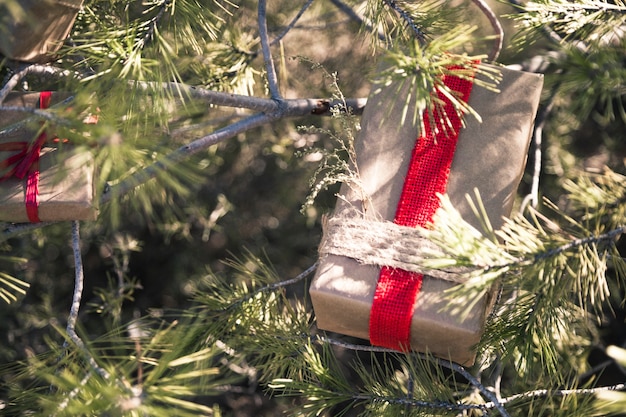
[310,64,543,365]
[0,91,98,223]
[0,0,84,62]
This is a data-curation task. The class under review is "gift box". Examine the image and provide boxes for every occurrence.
[0,0,84,62]
[310,64,543,365]
[0,92,98,222]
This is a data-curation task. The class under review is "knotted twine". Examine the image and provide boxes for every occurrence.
[0,91,52,222]
[362,67,476,351]
[318,212,473,282]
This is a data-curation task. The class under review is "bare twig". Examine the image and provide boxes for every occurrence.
[529,103,549,208]
[470,0,504,61]
[0,105,74,125]
[485,383,626,408]
[66,222,83,344]
[521,84,559,211]
[101,112,271,204]
[134,81,367,115]
[0,64,73,104]
[222,262,318,312]
[271,0,316,46]
[53,372,93,415]
[329,0,387,41]
[258,0,282,100]
[66,221,111,380]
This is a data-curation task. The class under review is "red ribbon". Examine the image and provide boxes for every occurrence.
[368,67,476,351]
[0,91,52,222]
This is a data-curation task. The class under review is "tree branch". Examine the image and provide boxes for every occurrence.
[66,221,110,380]
[382,0,426,45]
[316,336,510,417]
[100,112,272,204]
[485,383,626,408]
[329,0,387,42]
[221,261,318,312]
[0,64,73,104]
[99,94,367,204]
[134,81,367,115]
[350,392,487,412]
[533,226,626,263]
[470,0,504,61]
[271,0,316,46]
[258,0,282,100]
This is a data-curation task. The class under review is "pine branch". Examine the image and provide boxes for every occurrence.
[316,336,511,417]
[532,225,626,263]
[349,392,487,412]
[382,0,427,44]
[0,88,366,242]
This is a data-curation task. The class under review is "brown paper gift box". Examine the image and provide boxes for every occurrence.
[0,92,98,222]
[0,0,84,63]
[310,65,544,365]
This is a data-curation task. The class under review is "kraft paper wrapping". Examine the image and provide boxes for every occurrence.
[310,65,544,365]
[0,0,84,63]
[0,92,98,222]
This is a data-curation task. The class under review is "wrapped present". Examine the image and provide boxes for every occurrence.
[310,64,543,365]
[0,0,84,63]
[0,91,98,222]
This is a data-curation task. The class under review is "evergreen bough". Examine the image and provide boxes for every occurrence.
[1,0,626,415]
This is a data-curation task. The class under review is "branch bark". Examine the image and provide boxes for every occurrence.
[258,0,282,99]
[66,221,111,380]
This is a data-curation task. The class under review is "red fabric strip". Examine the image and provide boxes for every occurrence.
[369,67,476,351]
[24,91,52,222]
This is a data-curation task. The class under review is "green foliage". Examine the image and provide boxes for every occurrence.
[3,317,235,416]
[0,251,28,304]
[416,176,626,382]
[510,0,626,46]
[363,0,465,47]
[2,0,626,415]
[371,30,501,137]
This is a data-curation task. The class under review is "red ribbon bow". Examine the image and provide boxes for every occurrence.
[368,67,476,351]
[0,91,52,222]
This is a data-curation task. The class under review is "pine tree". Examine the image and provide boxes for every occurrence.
[1,0,626,415]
